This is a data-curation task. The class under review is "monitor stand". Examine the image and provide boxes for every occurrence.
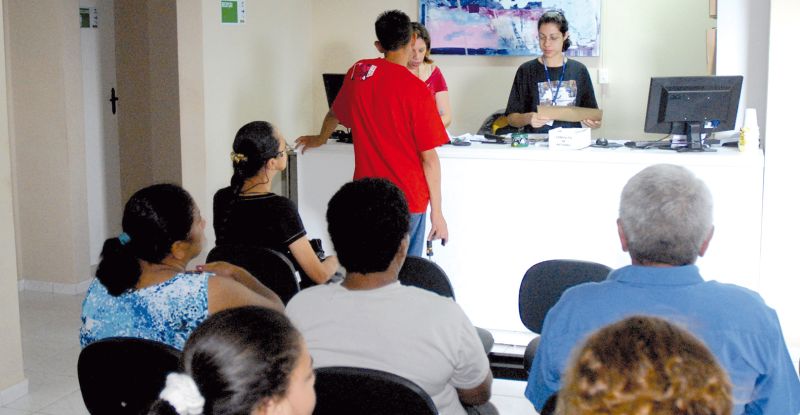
[675,122,716,153]
[331,129,353,143]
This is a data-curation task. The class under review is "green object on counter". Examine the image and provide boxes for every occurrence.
[512,133,529,147]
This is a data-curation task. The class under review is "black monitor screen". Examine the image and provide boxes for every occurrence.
[644,75,743,137]
[322,73,345,108]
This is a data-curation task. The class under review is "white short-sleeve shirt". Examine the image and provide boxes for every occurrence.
[286,281,490,415]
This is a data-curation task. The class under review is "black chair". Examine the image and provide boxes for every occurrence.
[399,255,495,354]
[399,256,455,298]
[541,392,559,415]
[476,108,514,136]
[78,337,181,415]
[313,366,438,415]
[518,259,612,374]
[207,244,300,304]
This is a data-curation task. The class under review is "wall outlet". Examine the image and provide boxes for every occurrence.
[598,68,609,84]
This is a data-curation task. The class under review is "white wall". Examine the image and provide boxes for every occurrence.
[0,0,26,397]
[761,0,800,346]
[716,0,770,139]
[177,0,314,248]
[82,0,122,266]
[6,0,90,285]
[712,0,800,347]
[309,0,714,139]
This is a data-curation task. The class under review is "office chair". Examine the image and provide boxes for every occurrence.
[399,255,455,298]
[399,255,494,354]
[313,366,438,415]
[78,337,181,415]
[476,108,513,135]
[518,259,612,373]
[206,244,300,305]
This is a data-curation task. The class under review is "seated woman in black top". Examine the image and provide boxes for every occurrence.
[213,121,339,287]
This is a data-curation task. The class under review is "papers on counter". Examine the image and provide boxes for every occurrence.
[449,133,549,146]
[537,106,603,122]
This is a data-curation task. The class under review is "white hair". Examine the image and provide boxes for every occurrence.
[619,164,713,265]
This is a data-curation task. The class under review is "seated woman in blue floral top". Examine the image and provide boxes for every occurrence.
[80,183,283,350]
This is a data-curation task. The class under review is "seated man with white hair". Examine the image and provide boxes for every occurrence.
[526,163,800,415]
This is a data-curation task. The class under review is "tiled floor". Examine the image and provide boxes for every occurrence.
[4,291,86,415]
[3,290,536,415]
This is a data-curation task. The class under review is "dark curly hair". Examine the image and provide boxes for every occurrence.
[230,121,281,194]
[375,10,412,52]
[557,316,733,415]
[538,10,572,52]
[148,306,303,415]
[95,183,195,296]
[326,178,410,274]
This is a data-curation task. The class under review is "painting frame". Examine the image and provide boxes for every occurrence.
[420,0,601,57]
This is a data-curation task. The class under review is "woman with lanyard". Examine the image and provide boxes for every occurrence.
[505,10,600,133]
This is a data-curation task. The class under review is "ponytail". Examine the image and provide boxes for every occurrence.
[95,184,196,296]
[229,154,249,195]
[95,236,142,296]
[147,373,205,415]
[147,307,302,415]
[147,399,180,415]
[229,121,280,194]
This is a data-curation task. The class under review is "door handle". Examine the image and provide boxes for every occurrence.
[109,88,119,114]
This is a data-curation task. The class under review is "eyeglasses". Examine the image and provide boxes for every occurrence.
[275,149,287,158]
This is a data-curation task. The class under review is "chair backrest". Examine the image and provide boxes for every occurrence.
[398,256,494,354]
[519,259,612,333]
[398,255,455,299]
[477,108,511,135]
[313,366,438,415]
[207,244,300,304]
[78,337,181,415]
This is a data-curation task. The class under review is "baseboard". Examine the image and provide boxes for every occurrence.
[18,278,92,295]
[0,378,29,406]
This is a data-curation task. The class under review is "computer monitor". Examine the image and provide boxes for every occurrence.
[321,73,352,143]
[322,73,345,108]
[644,75,743,151]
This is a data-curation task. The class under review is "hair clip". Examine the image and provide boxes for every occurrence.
[230,152,248,164]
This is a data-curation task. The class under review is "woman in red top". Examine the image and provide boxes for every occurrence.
[408,22,452,128]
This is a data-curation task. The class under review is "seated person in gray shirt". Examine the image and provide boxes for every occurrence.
[286,178,495,415]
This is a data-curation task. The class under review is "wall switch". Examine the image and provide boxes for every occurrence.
[598,68,609,84]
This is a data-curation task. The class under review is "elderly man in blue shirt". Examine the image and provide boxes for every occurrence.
[526,163,800,415]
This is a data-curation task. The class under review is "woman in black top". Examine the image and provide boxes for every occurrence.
[213,121,339,286]
[505,10,600,133]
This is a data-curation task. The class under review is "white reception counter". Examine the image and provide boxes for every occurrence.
[294,141,764,342]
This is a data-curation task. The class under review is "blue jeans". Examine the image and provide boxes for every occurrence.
[408,212,426,257]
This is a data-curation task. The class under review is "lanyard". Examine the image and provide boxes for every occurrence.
[543,56,566,105]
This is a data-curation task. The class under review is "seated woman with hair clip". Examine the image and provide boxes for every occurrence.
[80,183,284,351]
[556,316,733,415]
[213,121,339,288]
[148,306,315,415]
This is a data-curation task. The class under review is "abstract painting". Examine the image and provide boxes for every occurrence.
[420,0,601,56]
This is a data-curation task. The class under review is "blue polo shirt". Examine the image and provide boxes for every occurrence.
[526,264,800,415]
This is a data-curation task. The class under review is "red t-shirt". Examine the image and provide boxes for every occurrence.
[425,66,449,96]
[332,58,449,213]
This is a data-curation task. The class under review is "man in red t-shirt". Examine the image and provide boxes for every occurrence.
[296,10,450,257]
